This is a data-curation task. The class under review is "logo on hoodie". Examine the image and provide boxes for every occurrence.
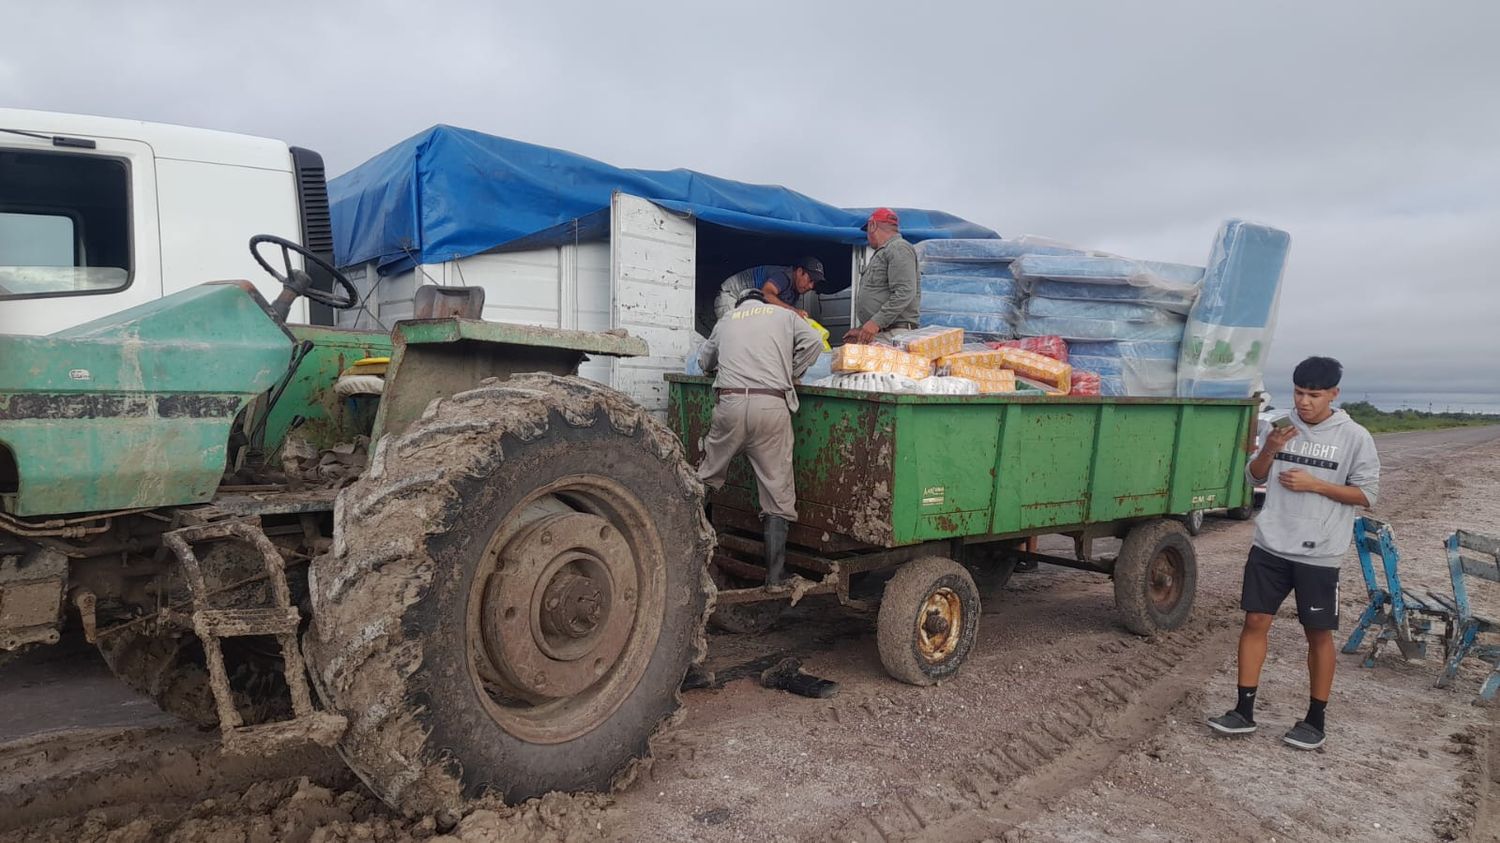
[1274,440,1341,471]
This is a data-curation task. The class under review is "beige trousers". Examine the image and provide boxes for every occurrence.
[696,393,797,521]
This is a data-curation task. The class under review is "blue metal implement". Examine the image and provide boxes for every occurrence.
[1433,529,1500,701]
[1342,517,1440,665]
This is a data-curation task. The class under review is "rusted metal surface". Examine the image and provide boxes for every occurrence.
[1148,547,1187,613]
[917,587,963,664]
[0,508,144,538]
[479,512,638,701]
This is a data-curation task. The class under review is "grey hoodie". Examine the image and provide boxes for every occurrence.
[1249,408,1380,568]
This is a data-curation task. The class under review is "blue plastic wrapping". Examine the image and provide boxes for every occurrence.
[1177,220,1292,398]
[1028,279,1198,315]
[1070,354,1178,396]
[919,309,1015,338]
[1068,340,1181,360]
[915,238,1084,263]
[1016,314,1186,343]
[920,275,1019,297]
[917,261,1016,279]
[1025,297,1176,323]
[330,125,998,275]
[1012,255,1205,290]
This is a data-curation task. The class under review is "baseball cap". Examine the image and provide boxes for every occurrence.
[794,256,826,282]
[861,207,900,230]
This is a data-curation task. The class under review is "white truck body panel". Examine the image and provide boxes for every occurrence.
[0,108,307,335]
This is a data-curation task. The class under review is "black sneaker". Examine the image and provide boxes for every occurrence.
[1282,720,1325,750]
[1207,710,1257,735]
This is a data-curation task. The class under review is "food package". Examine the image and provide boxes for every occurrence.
[943,359,1017,393]
[1069,370,1102,396]
[996,347,1072,393]
[935,348,1009,372]
[831,343,933,380]
[820,372,923,394]
[885,325,964,359]
[1017,375,1069,396]
[986,335,1069,362]
[916,376,980,396]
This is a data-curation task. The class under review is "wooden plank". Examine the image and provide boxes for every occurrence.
[1461,556,1500,583]
[1458,530,1500,558]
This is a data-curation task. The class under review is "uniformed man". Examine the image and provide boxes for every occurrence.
[697,288,824,588]
[711,258,825,322]
[844,207,920,345]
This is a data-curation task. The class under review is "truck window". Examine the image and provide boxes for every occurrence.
[0,149,131,299]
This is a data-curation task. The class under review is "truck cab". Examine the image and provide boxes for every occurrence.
[0,108,332,334]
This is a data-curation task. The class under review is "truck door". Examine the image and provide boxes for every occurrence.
[0,135,161,336]
[608,192,696,417]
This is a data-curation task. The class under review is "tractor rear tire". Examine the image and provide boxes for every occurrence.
[1113,519,1197,635]
[305,374,713,816]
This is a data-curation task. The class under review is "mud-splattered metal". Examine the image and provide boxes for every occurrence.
[667,374,1257,549]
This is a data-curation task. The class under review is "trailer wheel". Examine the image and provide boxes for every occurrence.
[306,374,713,815]
[1114,519,1197,635]
[1227,503,1255,521]
[876,557,980,686]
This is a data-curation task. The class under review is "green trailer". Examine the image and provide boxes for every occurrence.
[667,374,1257,685]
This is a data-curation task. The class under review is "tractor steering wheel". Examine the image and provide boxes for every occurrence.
[249,234,359,311]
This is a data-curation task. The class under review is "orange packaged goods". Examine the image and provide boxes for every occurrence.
[996,347,1072,393]
[887,326,964,359]
[947,362,1016,393]
[935,348,1008,372]
[832,344,933,380]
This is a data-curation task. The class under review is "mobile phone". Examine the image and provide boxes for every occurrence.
[1271,416,1294,430]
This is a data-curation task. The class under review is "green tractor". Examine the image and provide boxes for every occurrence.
[0,236,713,815]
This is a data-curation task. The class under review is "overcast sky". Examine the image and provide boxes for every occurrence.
[6,1,1497,404]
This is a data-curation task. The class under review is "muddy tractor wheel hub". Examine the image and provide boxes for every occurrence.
[480,513,638,700]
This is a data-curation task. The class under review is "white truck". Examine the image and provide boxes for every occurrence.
[0,108,326,334]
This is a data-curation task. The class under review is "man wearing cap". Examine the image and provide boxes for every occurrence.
[711,258,825,323]
[845,207,920,345]
[697,288,824,589]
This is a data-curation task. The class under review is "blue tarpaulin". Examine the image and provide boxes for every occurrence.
[330,125,997,275]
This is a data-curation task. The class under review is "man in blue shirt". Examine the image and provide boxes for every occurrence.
[712,257,824,323]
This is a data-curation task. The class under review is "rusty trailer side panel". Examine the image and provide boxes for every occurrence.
[667,374,1256,548]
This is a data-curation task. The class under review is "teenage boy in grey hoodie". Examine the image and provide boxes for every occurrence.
[1208,357,1380,750]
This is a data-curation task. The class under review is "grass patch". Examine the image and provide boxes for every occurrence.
[1341,400,1500,434]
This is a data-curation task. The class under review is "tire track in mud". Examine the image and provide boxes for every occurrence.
[827,616,1241,842]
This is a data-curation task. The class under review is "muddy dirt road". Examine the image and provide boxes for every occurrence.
[3,425,1498,842]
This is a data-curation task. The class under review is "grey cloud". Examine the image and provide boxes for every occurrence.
[7,1,1497,403]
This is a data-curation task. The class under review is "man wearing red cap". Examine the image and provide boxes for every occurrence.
[845,207,920,345]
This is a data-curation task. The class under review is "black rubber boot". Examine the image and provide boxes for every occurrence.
[763,515,790,589]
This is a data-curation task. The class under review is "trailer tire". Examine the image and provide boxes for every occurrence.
[305,374,713,816]
[1227,503,1255,521]
[1114,519,1197,635]
[876,557,980,686]
[960,544,1019,599]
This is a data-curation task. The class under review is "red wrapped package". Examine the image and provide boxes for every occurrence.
[986,335,1068,363]
[1069,370,1101,396]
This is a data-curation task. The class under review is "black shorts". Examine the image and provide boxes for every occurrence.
[1240,546,1341,630]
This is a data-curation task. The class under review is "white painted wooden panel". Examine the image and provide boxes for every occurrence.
[609,193,696,416]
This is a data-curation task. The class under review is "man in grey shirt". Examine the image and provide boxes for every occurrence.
[697,289,824,588]
[1208,356,1380,751]
[845,207,920,345]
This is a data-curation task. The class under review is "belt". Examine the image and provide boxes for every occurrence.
[889,321,919,330]
[715,387,785,397]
